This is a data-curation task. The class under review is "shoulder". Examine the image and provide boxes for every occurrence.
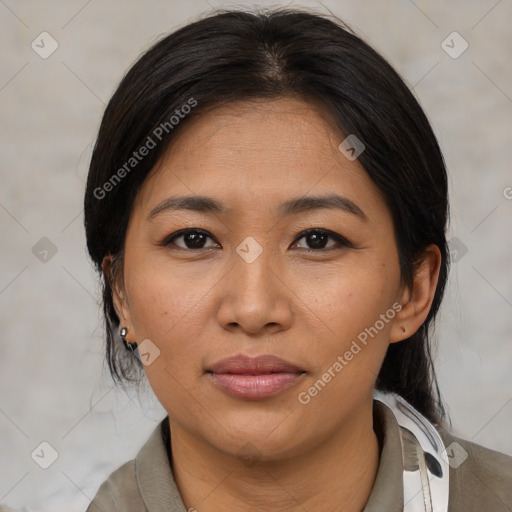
[86,459,146,512]
[438,428,512,511]
[86,418,182,511]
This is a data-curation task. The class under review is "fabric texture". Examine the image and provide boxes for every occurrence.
[86,400,512,511]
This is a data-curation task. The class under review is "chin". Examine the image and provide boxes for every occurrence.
[209,413,305,459]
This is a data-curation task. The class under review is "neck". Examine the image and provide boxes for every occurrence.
[168,400,380,512]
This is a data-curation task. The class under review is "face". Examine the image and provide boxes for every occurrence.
[113,97,410,461]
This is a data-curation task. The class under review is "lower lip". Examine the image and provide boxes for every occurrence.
[208,372,305,399]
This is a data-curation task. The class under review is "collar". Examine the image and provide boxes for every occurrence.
[134,418,187,511]
[363,399,405,511]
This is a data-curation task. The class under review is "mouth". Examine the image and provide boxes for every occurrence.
[206,354,306,400]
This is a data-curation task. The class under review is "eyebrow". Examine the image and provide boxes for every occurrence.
[147,193,367,222]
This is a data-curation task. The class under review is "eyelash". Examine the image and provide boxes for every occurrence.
[159,228,353,252]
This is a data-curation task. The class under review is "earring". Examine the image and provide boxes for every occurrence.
[120,326,138,353]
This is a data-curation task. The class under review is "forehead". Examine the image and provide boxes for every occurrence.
[134,97,386,220]
[162,97,345,169]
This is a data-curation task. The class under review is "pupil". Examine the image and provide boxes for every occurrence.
[186,232,205,248]
[308,233,327,249]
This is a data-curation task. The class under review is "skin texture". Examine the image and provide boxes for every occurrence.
[108,97,441,512]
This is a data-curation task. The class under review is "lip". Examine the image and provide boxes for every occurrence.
[207,354,306,400]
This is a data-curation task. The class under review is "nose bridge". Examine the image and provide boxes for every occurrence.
[232,235,277,294]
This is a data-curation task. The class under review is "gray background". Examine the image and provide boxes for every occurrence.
[1,0,511,510]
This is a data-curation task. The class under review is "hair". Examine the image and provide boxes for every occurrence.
[84,7,450,425]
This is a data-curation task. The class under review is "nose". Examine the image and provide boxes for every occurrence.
[216,245,294,337]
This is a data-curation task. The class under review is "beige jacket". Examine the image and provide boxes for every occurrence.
[86,401,512,511]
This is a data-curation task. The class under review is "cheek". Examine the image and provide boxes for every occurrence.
[293,268,398,416]
[124,264,216,410]
[124,259,217,367]
[292,257,400,337]
[288,255,401,400]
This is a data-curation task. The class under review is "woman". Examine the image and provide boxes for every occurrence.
[83,8,512,512]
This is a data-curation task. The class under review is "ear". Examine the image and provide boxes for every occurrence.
[390,244,442,343]
[102,255,136,342]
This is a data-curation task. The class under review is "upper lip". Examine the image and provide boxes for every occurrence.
[207,354,305,375]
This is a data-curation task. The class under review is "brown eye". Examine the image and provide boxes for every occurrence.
[293,229,352,251]
[162,229,219,250]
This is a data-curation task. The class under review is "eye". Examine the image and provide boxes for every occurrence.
[160,229,219,250]
[160,228,352,252]
[292,228,352,251]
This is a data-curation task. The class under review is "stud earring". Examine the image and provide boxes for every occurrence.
[120,326,138,352]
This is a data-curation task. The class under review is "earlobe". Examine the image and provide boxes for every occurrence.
[389,244,442,343]
[102,255,135,341]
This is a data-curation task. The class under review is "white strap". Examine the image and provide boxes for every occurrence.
[374,390,449,512]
